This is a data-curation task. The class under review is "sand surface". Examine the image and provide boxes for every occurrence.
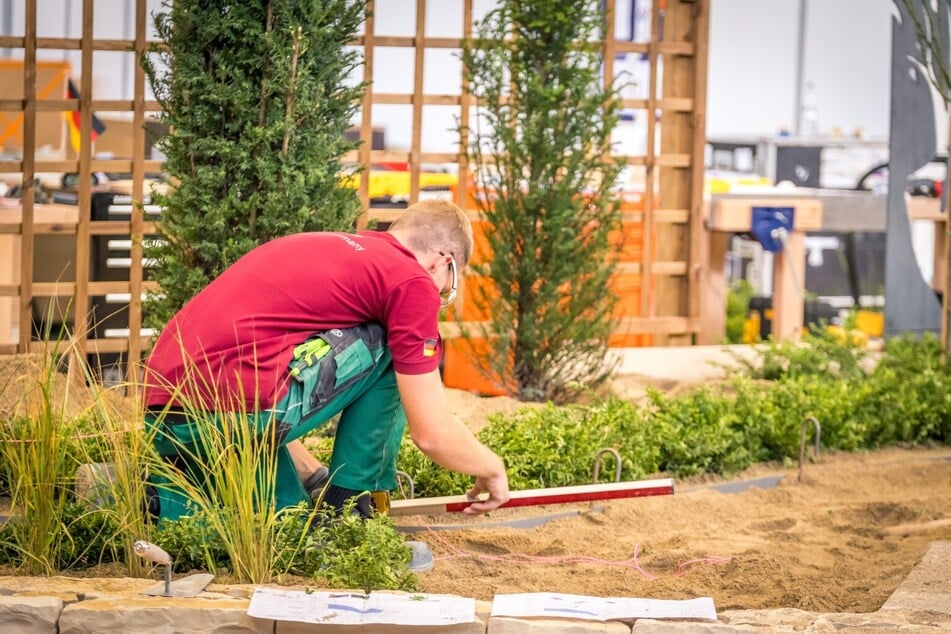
[426,375,951,612]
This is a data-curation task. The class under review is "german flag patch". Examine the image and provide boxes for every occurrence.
[422,338,438,357]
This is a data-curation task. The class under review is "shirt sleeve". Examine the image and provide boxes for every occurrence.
[383,276,443,375]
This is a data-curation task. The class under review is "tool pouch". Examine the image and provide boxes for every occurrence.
[277,322,387,442]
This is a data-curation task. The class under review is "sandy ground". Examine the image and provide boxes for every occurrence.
[1,350,949,614]
[408,433,951,612]
[425,366,951,613]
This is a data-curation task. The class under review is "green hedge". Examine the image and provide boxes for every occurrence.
[397,332,951,497]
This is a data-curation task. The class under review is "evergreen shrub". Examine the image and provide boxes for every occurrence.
[143,0,366,325]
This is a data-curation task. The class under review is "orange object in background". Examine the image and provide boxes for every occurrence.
[455,274,497,323]
[441,336,510,396]
[443,184,655,394]
[609,220,645,263]
[469,219,493,265]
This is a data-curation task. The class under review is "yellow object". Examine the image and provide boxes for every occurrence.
[342,170,457,200]
[742,312,761,343]
[854,310,884,338]
[705,175,772,195]
[370,490,391,514]
[826,325,869,347]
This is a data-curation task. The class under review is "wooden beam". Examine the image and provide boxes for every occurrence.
[18,0,37,352]
[408,0,426,205]
[707,197,823,232]
[688,2,711,345]
[71,0,95,365]
[356,1,375,227]
[388,478,675,516]
[126,0,148,388]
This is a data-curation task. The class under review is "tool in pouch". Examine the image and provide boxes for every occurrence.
[278,323,386,435]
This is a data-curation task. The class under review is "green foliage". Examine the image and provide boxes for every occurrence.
[730,329,869,381]
[143,0,367,326]
[400,399,663,498]
[725,279,754,343]
[644,387,751,477]
[0,343,152,575]
[460,0,625,403]
[145,404,298,583]
[153,511,229,573]
[151,503,418,592]
[295,505,419,593]
[0,504,122,570]
[0,366,88,573]
[399,334,951,494]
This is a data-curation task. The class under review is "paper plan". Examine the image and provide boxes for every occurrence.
[491,592,717,622]
[247,587,476,626]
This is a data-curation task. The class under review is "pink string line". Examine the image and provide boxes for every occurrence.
[422,527,731,580]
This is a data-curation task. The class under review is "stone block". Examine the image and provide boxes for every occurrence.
[488,616,632,634]
[881,541,951,617]
[0,595,63,633]
[633,619,758,633]
[58,595,273,634]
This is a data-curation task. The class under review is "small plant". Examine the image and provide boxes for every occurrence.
[292,503,419,593]
[399,398,662,497]
[725,279,755,344]
[153,510,229,573]
[144,403,293,583]
[0,332,151,575]
[0,344,88,574]
[728,329,868,381]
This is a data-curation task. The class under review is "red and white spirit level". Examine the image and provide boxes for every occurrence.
[388,477,675,516]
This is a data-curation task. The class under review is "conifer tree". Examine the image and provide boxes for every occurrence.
[460,0,625,402]
[143,1,366,326]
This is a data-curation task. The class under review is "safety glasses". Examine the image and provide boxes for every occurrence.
[439,252,457,307]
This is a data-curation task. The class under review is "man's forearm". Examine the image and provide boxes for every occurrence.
[396,369,506,478]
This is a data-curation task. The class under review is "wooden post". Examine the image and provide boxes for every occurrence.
[18,0,37,353]
[771,231,806,341]
[456,0,473,212]
[70,0,95,378]
[699,230,730,345]
[688,0,711,341]
[356,1,375,228]
[640,0,660,325]
[409,0,426,205]
[126,0,148,387]
[656,0,701,346]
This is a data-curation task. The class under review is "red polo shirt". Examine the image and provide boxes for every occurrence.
[143,231,443,411]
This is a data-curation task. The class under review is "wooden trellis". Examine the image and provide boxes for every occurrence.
[0,0,709,382]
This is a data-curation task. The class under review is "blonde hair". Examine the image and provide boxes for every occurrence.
[388,199,474,266]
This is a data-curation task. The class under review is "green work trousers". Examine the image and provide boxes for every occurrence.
[147,335,405,521]
[272,344,407,494]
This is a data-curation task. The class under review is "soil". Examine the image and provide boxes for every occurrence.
[421,375,951,613]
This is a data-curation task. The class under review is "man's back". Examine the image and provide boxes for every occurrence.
[143,231,441,411]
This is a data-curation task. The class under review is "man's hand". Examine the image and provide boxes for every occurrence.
[463,470,510,515]
[397,369,513,513]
